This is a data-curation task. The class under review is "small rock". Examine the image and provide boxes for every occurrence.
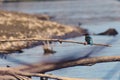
[97,28,118,36]
[6,65,10,67]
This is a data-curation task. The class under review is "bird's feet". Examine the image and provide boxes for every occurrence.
[84,42,88,45]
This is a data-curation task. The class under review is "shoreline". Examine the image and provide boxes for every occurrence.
[0,10,87,54]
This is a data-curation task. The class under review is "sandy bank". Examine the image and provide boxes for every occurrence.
[0,10,87,53]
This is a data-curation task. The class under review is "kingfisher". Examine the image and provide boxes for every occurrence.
[84,33,93,45]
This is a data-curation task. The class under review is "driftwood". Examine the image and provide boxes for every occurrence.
[0,38,111,47]
[1,56,120,80]
[16,56,120,73]
[0,68,98,80]
[0,56,120,80]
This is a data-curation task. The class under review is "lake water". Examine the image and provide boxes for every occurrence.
[0,0,120,80]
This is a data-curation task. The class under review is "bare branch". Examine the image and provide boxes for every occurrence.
[16,56,120,73]
[1,56,118,80]
[0,38,111,47]
[0,75,16,80]
[0,68,94,80]
[0,56,119,80]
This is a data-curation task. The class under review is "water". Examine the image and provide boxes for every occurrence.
[0,0,120,80]
[1,0,120,25]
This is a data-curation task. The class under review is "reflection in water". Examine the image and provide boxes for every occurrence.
[0,53,31,65]
[0,50,23,59]
[6,56,31,65]
[43,51,56,55]
[0,54,7,59]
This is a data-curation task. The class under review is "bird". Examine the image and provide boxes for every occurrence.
[84,33,93,45]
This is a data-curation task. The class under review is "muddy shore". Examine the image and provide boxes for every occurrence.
[0,10,87,53]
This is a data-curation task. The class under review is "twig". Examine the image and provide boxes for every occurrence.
[0,38,111,47]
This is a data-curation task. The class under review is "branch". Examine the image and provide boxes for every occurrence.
[0,56,118,80]
[0,68,94,80]
[16,56,120,73]
[0,38,111,47]
[0,75,16,80]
